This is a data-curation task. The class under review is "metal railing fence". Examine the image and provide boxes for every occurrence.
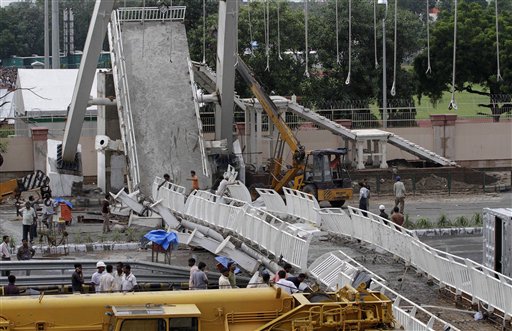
[118,6,186,22]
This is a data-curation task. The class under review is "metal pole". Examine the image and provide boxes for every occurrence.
[51,0,60,69]
[382,15,387,129]
[44,0,49,69]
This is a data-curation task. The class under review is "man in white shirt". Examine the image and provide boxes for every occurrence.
[112,262,125,292]
[91,261,106,293]
[218,268,232,289]
[98,265,115,293]
[188,258,198,289]
[122,264,137,292]
[393,176,406,213]
[275,270,297,295]
[21,202,36,243]
[1,235,11,276]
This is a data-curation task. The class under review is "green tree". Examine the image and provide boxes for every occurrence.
[414,0,512,121]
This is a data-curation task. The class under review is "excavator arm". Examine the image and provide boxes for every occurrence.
[235,56,305,192]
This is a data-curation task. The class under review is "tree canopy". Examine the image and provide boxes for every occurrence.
[414,0,512,121]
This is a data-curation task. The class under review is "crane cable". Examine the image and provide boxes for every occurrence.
[336,0,340,65]
[304,0,309,78]
[202,0,206,64]
[449,0,458,110]
[390,0,397,96]
[169,0,173,62]
[345,0,351,85]
[425,0,431,74]
[248,1,254,56]
[141,0,146,58]
[234,0,239,67]
[277,1,282,60]
[495,0,502,81]
[264,0,270,71]
[373,0,378,68]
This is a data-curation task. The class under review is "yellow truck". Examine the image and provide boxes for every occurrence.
[0,286,394,330]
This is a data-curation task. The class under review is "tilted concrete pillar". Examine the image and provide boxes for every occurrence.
[31,127,49,173]
[430,114,457,160]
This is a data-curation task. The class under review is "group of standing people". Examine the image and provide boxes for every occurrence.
[71,261,137,293]
[358,176,406,226]
[188,258,238,290]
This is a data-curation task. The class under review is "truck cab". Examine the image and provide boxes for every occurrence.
[107,304,201,331]
[301,148,353,207]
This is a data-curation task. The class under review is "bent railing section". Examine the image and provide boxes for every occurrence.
[108,10,140,190]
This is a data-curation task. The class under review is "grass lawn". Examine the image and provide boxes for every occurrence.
[369,87,492,119]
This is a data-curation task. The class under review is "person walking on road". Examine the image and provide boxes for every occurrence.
[101,194,111,233]
[358,182,369,216]
[1,235,11,276]
[393,176,406,214]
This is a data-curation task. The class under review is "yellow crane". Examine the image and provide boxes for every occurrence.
[0,285,394,330]
[236,57,353,206]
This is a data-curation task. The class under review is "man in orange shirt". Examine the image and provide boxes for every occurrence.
[188,170,200,192]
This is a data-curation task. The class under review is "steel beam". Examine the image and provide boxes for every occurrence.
[61,0,115,161]
[214,0,237,152]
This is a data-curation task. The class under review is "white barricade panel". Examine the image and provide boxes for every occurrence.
[319,208,350,234]
[227,182,252,202]
[283,187,321,225]
[255,188,288,218]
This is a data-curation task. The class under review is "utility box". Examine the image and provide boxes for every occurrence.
[483,208,512,277]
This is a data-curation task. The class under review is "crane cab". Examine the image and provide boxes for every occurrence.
[107,304,201,331]
[299,148,353,207]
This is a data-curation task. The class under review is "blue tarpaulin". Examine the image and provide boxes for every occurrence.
[143,230,178,250]
[54,197,73,208]
[215,256,241,274]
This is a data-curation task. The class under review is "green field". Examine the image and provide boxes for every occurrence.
[369,88,492,119]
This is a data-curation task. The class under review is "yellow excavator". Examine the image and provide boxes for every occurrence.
[236,57,353,206]
[0,285,394,330]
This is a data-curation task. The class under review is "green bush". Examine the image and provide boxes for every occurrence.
[437,214,452,228]
[453,216,470,228]
[416,218,432,229]
[402,214,414,229]
[471,213,483,226]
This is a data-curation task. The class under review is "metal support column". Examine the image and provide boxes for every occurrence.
[214,0,237,153]
[61,0,115,162]
[51,0,60,69]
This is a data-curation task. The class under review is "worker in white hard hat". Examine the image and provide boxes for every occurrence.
[91,261,106,293]
[378,205,389,221]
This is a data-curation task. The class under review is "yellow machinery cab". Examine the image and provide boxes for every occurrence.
[108,304,201,331]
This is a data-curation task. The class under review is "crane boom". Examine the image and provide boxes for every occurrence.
[235,56,305,192]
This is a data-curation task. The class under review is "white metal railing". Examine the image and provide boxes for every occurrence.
[186,58,209,179]
[118,6,186,22]
[330,206,512,319]
[183,190,310,270]
[152,176,186,215]
[255,188,288,218]
[308,250,461,331]
[108,11,141,191]
[282,187,321,225]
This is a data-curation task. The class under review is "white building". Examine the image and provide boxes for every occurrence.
[14,69,99,137]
